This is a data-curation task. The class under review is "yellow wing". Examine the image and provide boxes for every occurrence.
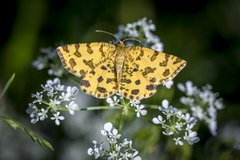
[80,55,118,99]
[127,46,186,85]
[119,58,156,100]
[57,42,116,77]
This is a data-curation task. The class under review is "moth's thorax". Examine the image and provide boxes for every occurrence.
[115,41,126,56]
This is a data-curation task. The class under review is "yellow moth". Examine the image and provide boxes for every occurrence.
[57,30,186,100]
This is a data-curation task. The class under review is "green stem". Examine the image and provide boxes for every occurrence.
[117,108,125,133]
[117,98,127,132]
[56,105,122,111]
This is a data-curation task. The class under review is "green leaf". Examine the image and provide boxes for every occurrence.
[0,73,15,99]
[0,115,54,150]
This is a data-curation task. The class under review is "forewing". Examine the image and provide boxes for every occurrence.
[80,55,118,99]
[127,46,186,85]
[119,58,156,100]
[57,42,116,77]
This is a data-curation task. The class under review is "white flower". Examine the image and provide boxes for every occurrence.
[47,78,61,87]
[152,115,165,125]
[191,106,204,120]
[101,122,113,136]
[54,83,65,91]
[151,42,163,52]
[184,113,197,125]
[120,152,132,159]
[207,105,216,118]
[38,108,48,121]
[175,122,183,131]
[106,96,120,107]
[47,87,57,97]
[180,96,194,106]
[108,151,118,159]
[130,100,140,107]
[31,92,43,104]
[135,105,147,117]
[214,98,224,109]
[65,101,79,115]
[65,86,78,97]
[87,141,104,159]
[163,80,174,89]
[207,118,217,136]
[112,128,121,140]
[59,92,71,101]
[185,124,194,132]
[159,99,175,119]
[51,111,65,125]
[163,131,174,135]
[174,137,184,146]
[177,81,197,96]
[26,103,38,115]
[183,131,200,145]
[128,29,139,38]
[49,99,61,107]
[26,103,39,124]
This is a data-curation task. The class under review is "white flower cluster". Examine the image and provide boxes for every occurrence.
[88,122,141,160]
[26,78,79,125]
[32,47,64,77]
[114,17,164,52]
[178,81,224,135]
[106,95,147,118]
[152,99,200,146]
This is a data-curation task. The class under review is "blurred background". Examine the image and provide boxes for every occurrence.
[0,0,240,159]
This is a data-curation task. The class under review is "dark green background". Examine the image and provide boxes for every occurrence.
[1,0,240,159]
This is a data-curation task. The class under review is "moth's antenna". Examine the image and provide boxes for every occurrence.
[96,30,121,43]
[122,38,141,44]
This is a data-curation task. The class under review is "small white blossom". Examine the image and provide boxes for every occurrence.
[108,151,118,159]
[130,100,140,107]
[38,108,48,121]
[59,92,71,101]
[163,80,174,89]
[101,122,113,136]
[49,99,61,107]
[183,131,200,145]
[31,92,43,104]
[106,96,120,107]
[178,81,197,96]
[128,29,139,38]
[66,86,79,96]
[180,96,194,106]
[174,137,184,146]
[184,113,197,125]
[50,111,65,125]
[163,131,174,135]
[26,103,39,124]
[185,124,194,132]
[191,106,204,120]
[175,122,183,131]
[135,105,147,117]
[87,141,104,159]
[65,101,79,115]
[207,118,217,136]
[47,87,57,97]
[214,98,224,109]
[152,115,165,125]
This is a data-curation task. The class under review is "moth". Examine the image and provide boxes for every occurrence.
[57,30,186,100]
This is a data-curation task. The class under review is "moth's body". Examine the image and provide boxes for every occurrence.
[57,32,186,100]
[115,42,126,90]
